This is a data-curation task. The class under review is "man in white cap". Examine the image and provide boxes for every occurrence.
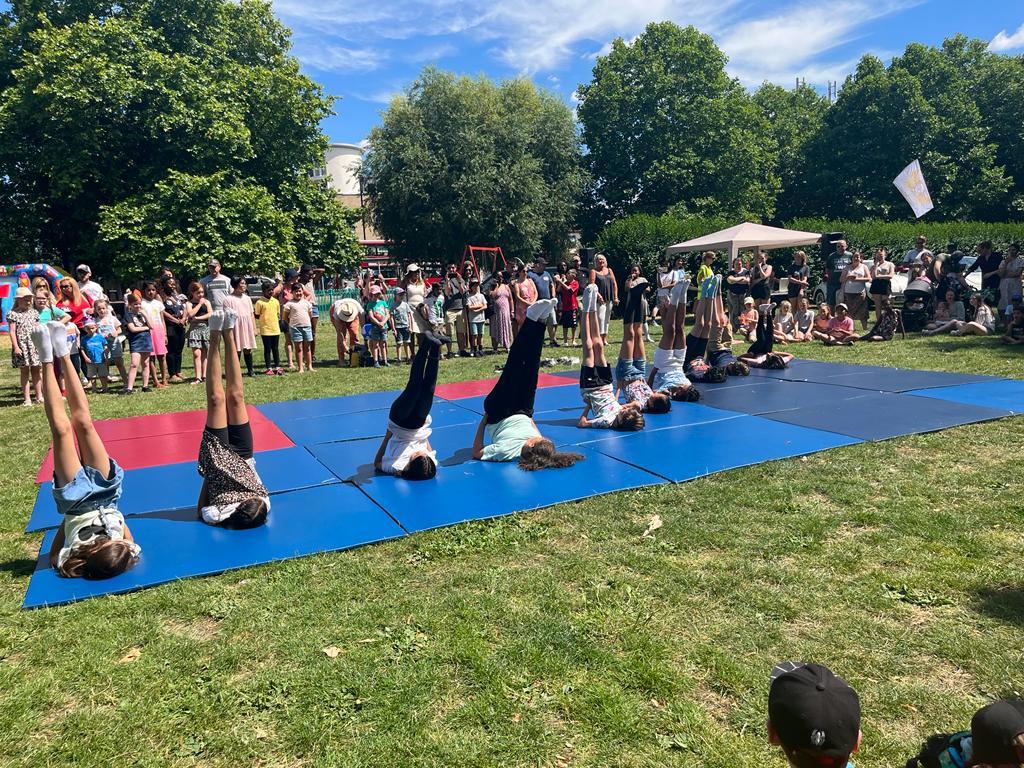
[330,295,363,367]
[76,265,105,303]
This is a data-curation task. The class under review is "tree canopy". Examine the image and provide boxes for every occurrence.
[0,0,360,278]
[363,69,586,264]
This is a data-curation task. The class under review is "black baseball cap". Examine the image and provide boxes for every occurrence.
[972,700,1024,765]
[284,268,299,281]
[769,663,860,761]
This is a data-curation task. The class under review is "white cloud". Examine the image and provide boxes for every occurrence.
[990,22,1024,52]
[406,42,459,62]
[292,42,385,73]
[718,0,914,88]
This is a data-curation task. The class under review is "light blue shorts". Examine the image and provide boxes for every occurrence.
[290,325,313,343]
[615,358,646,383]
[654,369,689,393]
[52,459,124,517]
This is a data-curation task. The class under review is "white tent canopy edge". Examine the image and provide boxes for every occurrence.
[664,222,822,261]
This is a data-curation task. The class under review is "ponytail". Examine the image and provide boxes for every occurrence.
[518,439,583,471]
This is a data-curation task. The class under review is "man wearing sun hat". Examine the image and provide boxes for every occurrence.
[330,295,363,367]
[768,662,862,768]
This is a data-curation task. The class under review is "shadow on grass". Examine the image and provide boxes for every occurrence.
[971,584,1024,626]
[0,557,38,579]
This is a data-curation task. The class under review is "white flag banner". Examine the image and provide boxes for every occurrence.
[893,160,934,218]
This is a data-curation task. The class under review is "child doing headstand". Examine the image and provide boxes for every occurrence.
[33,321,140,579]
[646,271,702,401]
[196,309,270,528]
[577,285,645,430]
[616,278,670,413]
[472,299,584,469]
[374,328,450,480]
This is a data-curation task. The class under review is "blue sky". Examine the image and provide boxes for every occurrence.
[270,0,1024,145]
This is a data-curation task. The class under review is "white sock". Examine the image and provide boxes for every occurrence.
[32,325,54,364]
[49,322,71,359]
[653,346,672,370]
[222,308,238,331]
[526,298,556,323]
[208,310,225,333]
[580,284,600,313]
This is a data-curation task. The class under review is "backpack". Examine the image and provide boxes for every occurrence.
[905,731,972,768]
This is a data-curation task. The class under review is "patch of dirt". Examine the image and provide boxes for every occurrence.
[162,617,221,642]
[39,696,79,729]
[693,678,737,724]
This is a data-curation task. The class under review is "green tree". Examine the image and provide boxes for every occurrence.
[752,83,828,221]
[577,21,779,222]
[363,69,585,264]
[0,0,355,278]
[972,50,1024,216]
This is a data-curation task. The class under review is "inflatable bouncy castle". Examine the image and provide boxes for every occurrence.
[0,264,65,332]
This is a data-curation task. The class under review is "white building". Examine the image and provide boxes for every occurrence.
[310,143,377,240]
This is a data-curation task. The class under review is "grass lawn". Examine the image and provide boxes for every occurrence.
[0,326,1022,767]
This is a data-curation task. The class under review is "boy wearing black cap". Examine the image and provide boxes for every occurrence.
[768,662,862,768]
[972,699,1024,767]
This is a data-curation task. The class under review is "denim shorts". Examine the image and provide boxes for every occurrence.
[615,358,645,383]
[708,348,736,367]
[52,459,124,516]
[469,321,485,337]
[290,325,313,343]
[369,325,387,341]
[394,327,411,343]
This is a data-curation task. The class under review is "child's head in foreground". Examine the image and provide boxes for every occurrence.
[972,699,1024,768]
[768,662,861,768]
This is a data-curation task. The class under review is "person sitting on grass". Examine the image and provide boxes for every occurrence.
[822,303,859,346]
[774,300,796,344]
[1000,306,1024,345]
[926,293,994,337]
[472,298,584,470]
[33,321,141,579]
[737,296,759,341]
[810,303,832,342]
[576,285,645,430]
[862,298,902,342]
[374,328,450,480]
[793,296,814,342]
[196,309,270,529]
[768,662,861,768]
[924,298,953,332]
[647,270,702,402]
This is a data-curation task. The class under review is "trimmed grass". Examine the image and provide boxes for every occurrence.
[0,328,1022,768]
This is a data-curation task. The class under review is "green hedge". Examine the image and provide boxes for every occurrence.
[595,213,1024,286]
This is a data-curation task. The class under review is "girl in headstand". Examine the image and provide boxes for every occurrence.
[682,275,728,383]
[739,300,794,367]
[577,285,645,430]
[196,309,270,528]
[646,274,702,401]
[616,272,670,414]
[374,328,449,480]
[472,299,583,470]
[34,322,141,579]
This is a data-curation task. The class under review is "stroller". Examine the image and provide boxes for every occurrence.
[901,279,934,332]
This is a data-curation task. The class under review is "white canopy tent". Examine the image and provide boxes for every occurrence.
[665,222,821,260]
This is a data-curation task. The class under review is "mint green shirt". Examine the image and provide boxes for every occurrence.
[481,414,539,462]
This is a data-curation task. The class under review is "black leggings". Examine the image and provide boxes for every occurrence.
[622,283,647,325]
[166,324,185,376]
[683,335,708,367]
[204,423,254,460]
[239,349,253,376]
[484,317,545,424]
[580,364,612,389]
[747,310,775,357]
[388,341,440,429]
[261,335,280,369]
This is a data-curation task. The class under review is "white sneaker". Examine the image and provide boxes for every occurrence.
[32,325,54,363]
[49,322,71,359]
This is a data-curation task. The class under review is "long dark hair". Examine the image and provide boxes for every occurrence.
[518,439,583,471]
[57,538,138,579]
[220,499,268,529]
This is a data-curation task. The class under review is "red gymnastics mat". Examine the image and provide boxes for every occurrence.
[35,407,292,482]
[434,372,570,401]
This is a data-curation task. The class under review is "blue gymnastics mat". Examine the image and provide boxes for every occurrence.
[450,383,582,417]
[348,446,668,534]
[587,416,862,483]
[23,483,406,608]
[26,446,339,533]
[746,359,995,392]
[696,380,869,417]
[906,379,1024,414]
[532,403,745,447]
[256,390,447,422]
[762,392,1012,441]
[268,402,479,446]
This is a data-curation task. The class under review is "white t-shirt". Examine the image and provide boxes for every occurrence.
[200,274,232,310]
[78,280,104,303]
[382,417,435,475]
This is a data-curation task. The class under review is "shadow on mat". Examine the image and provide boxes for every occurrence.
[971,585,1024,626]
[440,448,476,467]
